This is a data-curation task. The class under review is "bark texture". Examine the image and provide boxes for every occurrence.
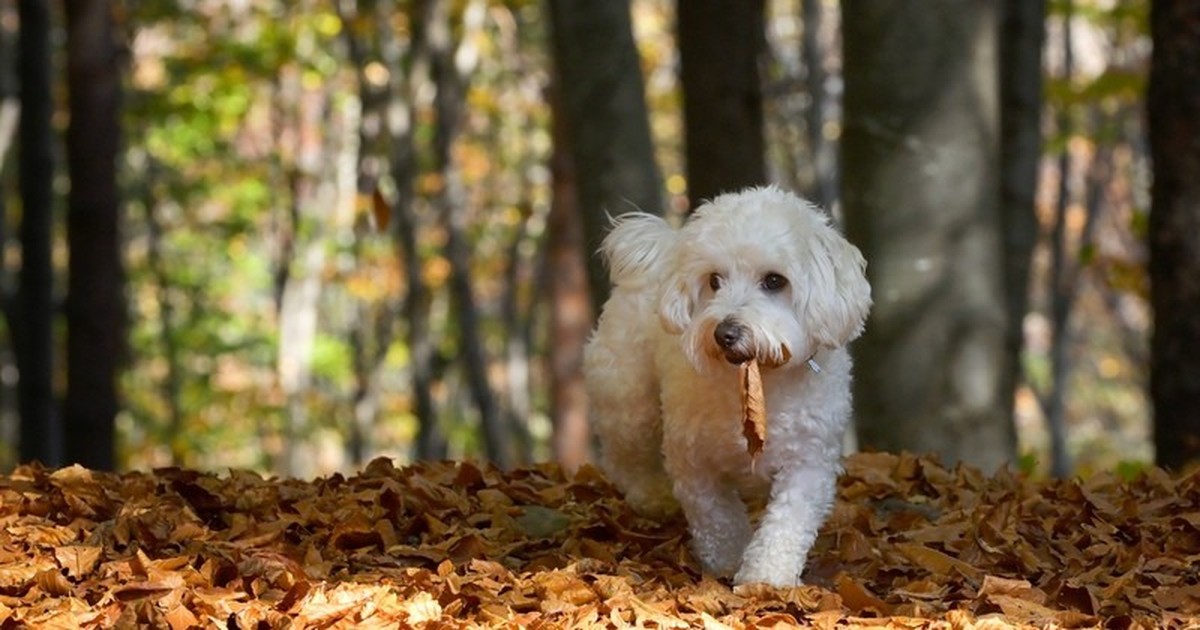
[678,0,767,209]
[547,85,593,472]
[842,2,1015,470]
[63,0,124,471]
[17,0,61,466]
[998,0,1045,431]
[1148,0,1200,470]
[547,0,663,309]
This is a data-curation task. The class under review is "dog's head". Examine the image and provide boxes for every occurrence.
[658,186,872,371]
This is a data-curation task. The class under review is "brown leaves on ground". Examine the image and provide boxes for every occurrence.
[0,453,1197,628]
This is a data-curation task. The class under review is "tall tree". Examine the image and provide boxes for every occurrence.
[677,0,767,208]
[16,0,60,466]
[801,0,836,210]
[547,0,664,309]
[998,0,1048,468]
[64,0,124,470]
[1148,0,1200,470]
[337,0,396,466]
[547,85,592,473]
[427,0,510,466]
[1040,1,1076,478]
[842,3,1014,470]
[394,0,446,461]
[276,67,348,478]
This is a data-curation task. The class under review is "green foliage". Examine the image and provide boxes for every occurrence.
[19,0,1146,477]
[106,0,561,473]
[311,335,353,389]
[1128,206,1149,239]
[1016,452,1040,477]
[119,0,345,470]
[1114,459,1149,482]
[1044,69,1144,112]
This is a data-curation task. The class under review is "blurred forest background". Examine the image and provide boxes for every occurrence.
[0,0,1194,480]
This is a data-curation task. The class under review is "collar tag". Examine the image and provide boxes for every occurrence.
[806,354,821,374]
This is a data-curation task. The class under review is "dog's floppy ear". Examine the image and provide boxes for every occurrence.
[600,212,674,287]
[797,224,872,348]
[595,212,695,334]
[658,271,697,334]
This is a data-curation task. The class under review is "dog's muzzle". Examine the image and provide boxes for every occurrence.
[714,319,752,364]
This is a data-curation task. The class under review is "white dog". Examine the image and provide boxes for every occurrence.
[584,186,871,586]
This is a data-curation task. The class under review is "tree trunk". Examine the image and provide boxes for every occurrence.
[1148,0,1200,470]
[16,0,61,467]
[276,76,335,479]
[801,0,836,211]
[547,85,593,473]
[63,0,123,471]
[1041,3,1075,478]
[998,0,1045,434]
[677,0,767,209]
[338,0,395,466]
[1037,128,1106,476]
[427,0,509,466]
[278,236,325,478]
[547,0,664,310]
[392,0,445,461]
[842,2,1014,470]
[499,221,535,466]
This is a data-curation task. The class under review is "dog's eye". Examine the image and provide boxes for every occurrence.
[761,273,789,293]
[708,273,723,291]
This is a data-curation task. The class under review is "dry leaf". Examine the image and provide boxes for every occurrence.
[0,453,1194,627]
[740,359,767,460]
[976,575,1045,604]
[164,604,201,630]
[371,188,391,231]
[54,546,102,580]
[400,591,443,624]
[834,573,892,616]
[32,569,73,597]
[895,543,986,585]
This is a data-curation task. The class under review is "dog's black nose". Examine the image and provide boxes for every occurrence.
[714,320,745,349]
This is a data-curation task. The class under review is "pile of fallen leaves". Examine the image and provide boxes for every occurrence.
[0,452,1198,628]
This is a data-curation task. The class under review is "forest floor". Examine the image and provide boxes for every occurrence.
[0,451,1196,628]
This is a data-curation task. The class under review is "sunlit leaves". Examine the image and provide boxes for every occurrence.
[0,454,1197,625]
[120,0,358,470]
[1045,69,1145,112]
[311,335,352,389]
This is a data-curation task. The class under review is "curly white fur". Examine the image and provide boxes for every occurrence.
[585,186,872,586]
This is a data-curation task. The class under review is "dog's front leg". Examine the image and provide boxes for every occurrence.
[672,473,753,578]
[734,464,837,586]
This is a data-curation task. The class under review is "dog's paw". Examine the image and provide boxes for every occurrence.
[733,563,802,588]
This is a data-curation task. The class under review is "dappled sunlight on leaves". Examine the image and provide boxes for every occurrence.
[0,453,1196,626]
